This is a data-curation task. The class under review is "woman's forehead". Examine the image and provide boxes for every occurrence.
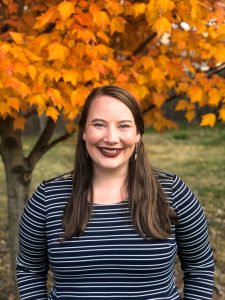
[87,95,134,118]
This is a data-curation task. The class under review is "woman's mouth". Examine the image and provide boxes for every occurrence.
[97,147,123,157]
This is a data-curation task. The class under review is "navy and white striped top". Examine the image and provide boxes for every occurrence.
[16,171,214,299]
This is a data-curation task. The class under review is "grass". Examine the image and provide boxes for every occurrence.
[0,125,225,299]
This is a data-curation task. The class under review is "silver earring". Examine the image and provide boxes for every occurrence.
[86,151,89,158]
[134,144,137,160]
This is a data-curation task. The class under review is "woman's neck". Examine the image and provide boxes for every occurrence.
[92,168,128,204]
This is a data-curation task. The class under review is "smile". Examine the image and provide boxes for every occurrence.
[97,147,123,157]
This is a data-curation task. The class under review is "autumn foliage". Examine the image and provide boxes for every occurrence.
[0,0,225,132]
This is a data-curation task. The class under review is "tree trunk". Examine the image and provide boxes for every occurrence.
[0,116,70,297]
[0,117,32,294]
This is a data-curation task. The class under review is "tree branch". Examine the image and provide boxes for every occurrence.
[129,32,157,58]
[142,93,180,115]
[23,108,38,119]
[27,117,56,169]
[18,0,25,17]
[206,62,225,77]
[43,131,74,153]
[143,61,225,115]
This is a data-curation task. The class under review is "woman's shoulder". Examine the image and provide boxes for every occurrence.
[43,171,73,187]
[154,169,175,182]
[154,170,187,192]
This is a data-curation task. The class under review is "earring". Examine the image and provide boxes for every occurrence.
[86,151,89,158]
[134,144,137,160]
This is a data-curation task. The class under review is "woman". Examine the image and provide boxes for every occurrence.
[17,85,214,299]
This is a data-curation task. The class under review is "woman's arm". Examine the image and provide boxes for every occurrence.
[17,182,49,300]
[172,175,214,300]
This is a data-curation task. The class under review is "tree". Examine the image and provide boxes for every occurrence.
[0,0,225,292]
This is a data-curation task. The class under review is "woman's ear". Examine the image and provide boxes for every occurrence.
[136,132,141,143]
[83,131,86,141]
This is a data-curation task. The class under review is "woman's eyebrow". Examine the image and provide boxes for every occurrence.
[90,119,133,123]
[119,120,133,123]
[91,118,105,123]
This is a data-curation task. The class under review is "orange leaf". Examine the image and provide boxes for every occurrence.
[185,111,196,122]
[34,35,51,51]
[34,7,57,29]
[9,32,25,45]
[10,46,28,63]
[48,43,69,62]
[84,69,100,82]
[176,82,189,93]
[58,1,75,21]
[15,62,27,76]
[147,0,156,13]
[105,59,118,76]
[110,17,126,35]
[47,88,63,109]
[96,44,113,57]
[175,99,188,111]
[93,11,110,30]
[91,60,106,75]
[214,44,225,62]
[158,0,175,12]
[134,85,149,99]
[219,107,225,121]
[97,31,110,44]
[191,1,198,20]
[75,29,97,43]
[208,88,221,106]
[105,1,124,16]
[200,113,216,127]
[71,86,90,108]
[24,49,42,62]
[132,3,146,17]
[30,94,45,106]
[152,92,166,109]
[13,117,26,130]
[217,24,225,38]
[5,77,31,98]
[28,65,37,80]
[46,106,60,122]
[151,67,165,82]
[153,17,171,37]
[89,3,100,15]
[85,44,98,59]
[136,74,147,85]
[62,69,79,85]
[188,85,203,103]
[117,74,129,83]
[7,97,20,111]
[141,56,155,70]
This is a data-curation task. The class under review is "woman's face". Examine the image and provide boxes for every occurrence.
[83,96,140,174]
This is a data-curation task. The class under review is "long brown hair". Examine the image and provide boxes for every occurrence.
[63,85,177,240]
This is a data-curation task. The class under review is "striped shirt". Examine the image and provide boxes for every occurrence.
[16,171,214,299]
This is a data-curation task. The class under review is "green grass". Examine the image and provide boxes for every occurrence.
[0,125,225,299]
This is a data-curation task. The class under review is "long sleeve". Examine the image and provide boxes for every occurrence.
[16,182,49,300]
[172,175,214,300]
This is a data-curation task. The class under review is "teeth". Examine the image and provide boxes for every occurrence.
[101,148,120,154]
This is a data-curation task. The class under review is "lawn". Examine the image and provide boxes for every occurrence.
[0,125,225,299]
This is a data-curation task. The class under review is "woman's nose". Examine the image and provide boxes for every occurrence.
[103,127,119,143]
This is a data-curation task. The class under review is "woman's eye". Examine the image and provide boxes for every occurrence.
[120,124,130,128]
[94,123,104,128]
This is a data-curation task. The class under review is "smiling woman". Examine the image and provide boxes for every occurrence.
[16,85,214,300]
[83,96,140,179]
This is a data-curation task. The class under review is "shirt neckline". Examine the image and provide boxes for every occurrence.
[92,199,128,206]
